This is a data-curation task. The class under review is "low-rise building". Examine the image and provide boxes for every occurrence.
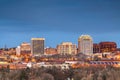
[93,43,100,53]
[20,42,31,55]
[99,42,117,53]
[57,42,77,55]
[45,47,57,55]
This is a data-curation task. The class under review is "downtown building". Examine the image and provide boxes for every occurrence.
[78,35,93,55]
[31,38,45,55]
[93,42,117,53]
[93,43,100,53]
[45,47,57,55]
[20,42,31,55]
[99,42,117,53]
[16,46,21,56]
[57,42,77,55]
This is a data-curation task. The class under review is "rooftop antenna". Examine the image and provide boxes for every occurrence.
[4,44,7,50]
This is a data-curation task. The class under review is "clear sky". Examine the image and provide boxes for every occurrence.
[0,0,120,48]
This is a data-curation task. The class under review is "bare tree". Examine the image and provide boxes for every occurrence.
[40,73,54,80]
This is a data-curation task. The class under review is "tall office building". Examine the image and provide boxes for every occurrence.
[78,35,93,55]
[57,42,77,55]
[31,38,45,55]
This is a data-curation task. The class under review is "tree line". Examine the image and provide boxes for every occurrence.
[0,65,120,80]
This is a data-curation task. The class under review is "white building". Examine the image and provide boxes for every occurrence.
[16,46,21,55]
[78,35,93,55]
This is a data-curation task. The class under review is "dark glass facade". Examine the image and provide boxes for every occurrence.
[31,38,45,55]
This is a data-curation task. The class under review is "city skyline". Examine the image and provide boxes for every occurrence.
[0,0,120,48]
[0,35,120,49]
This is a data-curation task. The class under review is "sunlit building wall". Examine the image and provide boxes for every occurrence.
[31,38,45,55]
[20,42,31,54]
[45,47,57,54]
[78,35,93,55]
[57,42,77,55]
[16,46,21,55]
[99,42,117,53]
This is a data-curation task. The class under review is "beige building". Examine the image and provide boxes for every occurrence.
[45,47,57,55]
[57,42,77,55]
[20,42,31,54]
[78,35,93,55]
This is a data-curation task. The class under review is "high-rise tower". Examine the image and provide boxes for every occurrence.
[78,35,93,55]
[31,38,45,55]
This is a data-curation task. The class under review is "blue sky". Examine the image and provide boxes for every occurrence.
[0,0,120,48]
